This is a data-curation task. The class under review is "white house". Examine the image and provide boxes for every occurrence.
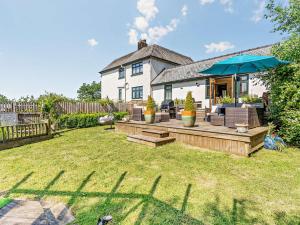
[100,40,271,108]
[100,40,193,102]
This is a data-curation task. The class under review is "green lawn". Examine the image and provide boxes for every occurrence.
[0,126,299,225]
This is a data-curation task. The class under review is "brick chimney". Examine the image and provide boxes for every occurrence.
[138,39,148,50]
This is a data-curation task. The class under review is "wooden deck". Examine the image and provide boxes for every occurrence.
[116,120,268,156]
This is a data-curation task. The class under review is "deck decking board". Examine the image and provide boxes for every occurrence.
[116,120,267,156]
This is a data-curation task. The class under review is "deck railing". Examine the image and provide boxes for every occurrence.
[0,123,49,143]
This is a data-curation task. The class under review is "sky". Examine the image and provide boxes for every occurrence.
[0,0,284,99]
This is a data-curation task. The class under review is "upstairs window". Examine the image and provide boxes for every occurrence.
[132,62,143,75]
[119,67,125,79]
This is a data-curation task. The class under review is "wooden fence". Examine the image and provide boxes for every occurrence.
[56,102,134,114]
[0,102,39,113]
[0,122,49,143]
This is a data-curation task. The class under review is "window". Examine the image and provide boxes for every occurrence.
[237,75,249,97]
[164,84,172,100]
[132,62,143,75]
[119,67,125,79]
[205,79,210,99]
[118,88,123,101]
[132,86,143,99]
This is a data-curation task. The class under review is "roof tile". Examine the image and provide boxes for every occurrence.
[151,44,273,85]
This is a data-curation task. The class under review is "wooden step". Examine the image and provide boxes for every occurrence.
[127,135,175,147]
[141,129,169,138]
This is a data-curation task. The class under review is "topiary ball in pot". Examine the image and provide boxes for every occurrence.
[182,91,196,127]
[144,96,155,124]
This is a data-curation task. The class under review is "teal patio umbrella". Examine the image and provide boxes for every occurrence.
[199,54,289,106]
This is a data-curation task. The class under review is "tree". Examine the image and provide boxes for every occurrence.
[265,0,300,34]
[77,81,101,101]
[0,94,9,103]
[37,92,73,121]
[263,0,300,145]
[17,95,36,103]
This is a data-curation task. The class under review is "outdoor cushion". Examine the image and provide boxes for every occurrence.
[211,105,218,113]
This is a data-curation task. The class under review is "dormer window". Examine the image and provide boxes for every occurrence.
[119,67,125,79]
[132,62,143,75]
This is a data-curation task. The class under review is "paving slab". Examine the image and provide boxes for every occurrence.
[0,199,75,225]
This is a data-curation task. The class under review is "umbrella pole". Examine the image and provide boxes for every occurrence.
[234,73,237,107]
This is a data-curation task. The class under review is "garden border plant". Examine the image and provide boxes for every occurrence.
[182,91,196,127]
[58,112,128,129]
[144,96,155,124]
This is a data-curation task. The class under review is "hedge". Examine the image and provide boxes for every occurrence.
[58,112,128,129]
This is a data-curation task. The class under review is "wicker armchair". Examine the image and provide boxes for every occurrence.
[210,114,225,126]
[155,112,170,123]
[225,107,264,128]
[132,108,144,121]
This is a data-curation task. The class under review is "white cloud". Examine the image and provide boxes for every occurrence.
[128,0,185,45]
[141,33,149,40]
[128,29,138,45]
[199,0,233,13]
[87,38,98,47]
[199,0,215,5]
[204,41,235,53]
[181,5,188,16]
[137,0,159,20]
[251,0,266,23]
[148,18,179,42]
[220,0,233,13]
[134,16,149,31]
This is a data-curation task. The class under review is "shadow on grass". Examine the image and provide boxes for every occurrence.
[3,171,299,225]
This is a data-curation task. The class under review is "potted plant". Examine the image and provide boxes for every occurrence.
[182,91,196,127]
[241,95,263,108]
[144,95,155,124]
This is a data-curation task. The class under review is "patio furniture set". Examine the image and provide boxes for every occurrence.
[130,101,264,132]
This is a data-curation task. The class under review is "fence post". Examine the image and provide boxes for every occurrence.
[1,127,5,143]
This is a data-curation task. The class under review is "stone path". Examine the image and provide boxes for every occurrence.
[0,199,75,225]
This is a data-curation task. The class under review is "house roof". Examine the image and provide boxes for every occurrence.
[151,44,273,85]
[100,44,193,73]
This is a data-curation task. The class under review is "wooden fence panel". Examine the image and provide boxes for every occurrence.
[0,102,39,113]
[56,102,132,114]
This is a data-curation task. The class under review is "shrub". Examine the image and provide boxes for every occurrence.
[58,112,128,129]
[174,98,185,106]
[113,112,128,121]
[217,96,234,104]
[278,110,300,146]
[184,91,195,111]
[146,96,155,112]
[98,98,114,106]
[241,95,262,104]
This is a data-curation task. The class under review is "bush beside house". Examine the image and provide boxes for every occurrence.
[58,112,128,129]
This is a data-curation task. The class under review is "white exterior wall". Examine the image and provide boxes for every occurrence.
[101,68,124,101]
[101,58,177,102]
[150,58,176,80]
[101,60,151,102]
[152,79,210,108]
[152,75,268,108]
[248,74,267,97]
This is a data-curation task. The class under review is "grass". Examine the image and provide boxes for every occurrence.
[0,126,299,224]
[0,198,12,209]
